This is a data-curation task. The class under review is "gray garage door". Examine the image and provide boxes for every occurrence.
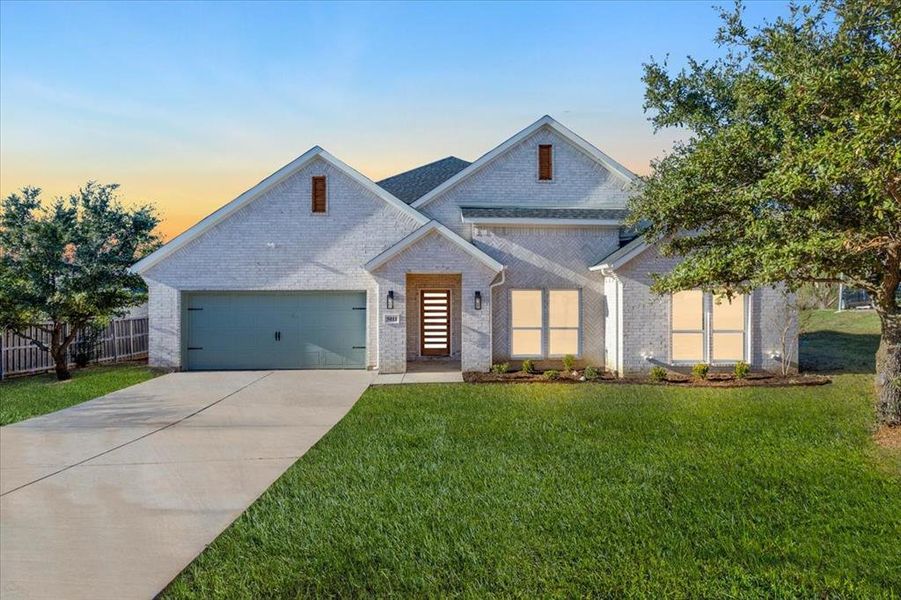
[184,292,367,370]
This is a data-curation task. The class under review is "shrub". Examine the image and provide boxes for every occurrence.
[649,366,668,382]
[521,359,535,374]
[542,369,560,381]
[70,323,104,368]
[584,365,600,380]
[562,354,576,372]
[491,362,510,374]
[734,361,750,379]
[692,363,710,379]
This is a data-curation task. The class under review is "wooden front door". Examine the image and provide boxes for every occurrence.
[420,290,451,356]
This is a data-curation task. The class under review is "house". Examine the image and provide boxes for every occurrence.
[132,116,797,375]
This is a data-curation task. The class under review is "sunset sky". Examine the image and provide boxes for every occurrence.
[0,1,790,240]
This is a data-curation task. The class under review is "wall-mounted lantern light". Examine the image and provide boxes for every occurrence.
[474,291,482,310]
[387,290,395,310]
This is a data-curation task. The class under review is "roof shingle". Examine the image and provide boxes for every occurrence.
[377,156,471,204]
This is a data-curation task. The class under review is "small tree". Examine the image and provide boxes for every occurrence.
[631,0,901,425]
[768,289,821,376]
[0,183,160,380]
[799,282,838,310]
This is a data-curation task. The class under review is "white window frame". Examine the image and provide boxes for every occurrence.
[709,293,749,366]
[669,291,750,365]
[509,288,582,358]
[510,289,544,358]
[547,289,581,357]
[670,290,706,365]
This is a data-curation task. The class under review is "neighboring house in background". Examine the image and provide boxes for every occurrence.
[131,116,797,375]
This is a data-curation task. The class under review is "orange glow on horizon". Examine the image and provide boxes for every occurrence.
[1,150,654,242]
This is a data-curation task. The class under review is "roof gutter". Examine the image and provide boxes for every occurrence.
[462,217,623,227]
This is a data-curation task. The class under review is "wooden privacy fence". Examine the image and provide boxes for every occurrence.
[1,317,149,379]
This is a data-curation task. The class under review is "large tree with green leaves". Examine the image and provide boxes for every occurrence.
[631,0,900,425]
[0,183,160,380]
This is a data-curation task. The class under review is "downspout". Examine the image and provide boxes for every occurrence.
[488,268,506,367]
[602,268,624,377]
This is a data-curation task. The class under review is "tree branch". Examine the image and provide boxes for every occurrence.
[62,324,81,349]
[10,328,50,353]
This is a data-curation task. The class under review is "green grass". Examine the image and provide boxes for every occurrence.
[0,363,159,425]
[800,309,880,373]
[165,310,900,598]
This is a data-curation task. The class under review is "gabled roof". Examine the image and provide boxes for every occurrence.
[411,115,638,210]
[131,147,429,274]
[363,220,504,273]
[377,156,471,204]
[589,236,652,274]
[460,206,628,225]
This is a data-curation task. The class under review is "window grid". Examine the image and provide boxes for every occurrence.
[510,289,543,358]
[548,289,581,357]
[510,289,581,358]
[710,294,746,364]
[671,291,748,364]
[671,290,705,363]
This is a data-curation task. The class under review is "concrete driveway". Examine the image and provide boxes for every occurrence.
[0,370,373,599]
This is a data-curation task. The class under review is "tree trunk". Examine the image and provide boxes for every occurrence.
[53,351,71,381]
[50,323,72,381]
[875,310,901,426]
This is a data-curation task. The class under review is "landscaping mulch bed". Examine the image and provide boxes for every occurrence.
[464,370,831,388]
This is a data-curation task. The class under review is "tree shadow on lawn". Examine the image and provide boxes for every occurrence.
[800,330,879,374]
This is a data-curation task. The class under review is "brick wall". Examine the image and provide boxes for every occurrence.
[421,125,634,239]
[143,156,422,369]
[473,225,620,367]
[146,281,182,368]
[614,245,798,373]
[370,230,499,373]
[413,123,633,369]
[141,123,796,376]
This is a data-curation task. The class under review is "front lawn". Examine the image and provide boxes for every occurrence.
[0,363,160,425]
[800,309,880,373]
[166,374,900,597]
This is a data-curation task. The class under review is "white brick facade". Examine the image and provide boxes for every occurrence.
[473,225,620,367]
[421,127,633,240]
[613,245,798,374]
[143,156,422,369]
[370,231,498,373]
[138,117,797,375]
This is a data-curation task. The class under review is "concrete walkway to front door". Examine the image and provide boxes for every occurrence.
[372,360,463,385]
[0,370,373,600]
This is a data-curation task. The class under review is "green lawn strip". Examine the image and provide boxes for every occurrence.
[0,363,160,425]
[165,377,901,598]
[800,309,880,373]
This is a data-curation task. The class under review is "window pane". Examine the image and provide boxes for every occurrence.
[672,332,704,361]
[712,332,744,362]
[672,290,703,330]
[712,295,745,331]
[512,329,542,356]
[549,329,578,355]
[549,290,579,328]
[511,290,542,328]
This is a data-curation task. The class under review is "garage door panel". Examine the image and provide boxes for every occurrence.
[185,292,366,370]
